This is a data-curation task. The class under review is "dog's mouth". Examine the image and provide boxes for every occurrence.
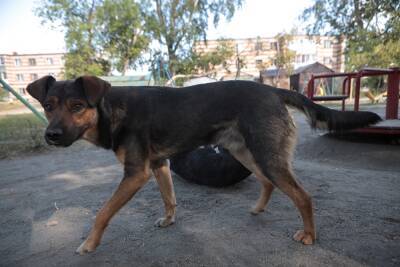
[45,135,74,147]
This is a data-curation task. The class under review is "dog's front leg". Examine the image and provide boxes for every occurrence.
[76,165,151,255]
[152,160,177,227]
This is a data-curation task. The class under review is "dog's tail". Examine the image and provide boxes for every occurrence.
[274,88,382,131]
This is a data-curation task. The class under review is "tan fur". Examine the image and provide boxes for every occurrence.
[72,108,98,128]
[214,119,315,245]
[152,163,177,227]
[115,147,126,165]
[79,108,100,144]
[76,162,151,255]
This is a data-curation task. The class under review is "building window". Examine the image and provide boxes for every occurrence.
[323,40,332,48]
[16,74,24,81]
[15,58,21,66]
[323,57,331,64]
[19,88,26,95]
[47,58,54,65]
[0,57,4,65]
[256,59,263,66]
[270,42,278,50]
[29,58,37,66]
[30,73,38,81]
[255,42,263,51]
[312,54,317,61]
[0,72,7,79]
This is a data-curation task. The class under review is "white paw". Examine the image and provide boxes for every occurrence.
[75,239,96,255]
[154,217,175,227]
[250,207,264,215]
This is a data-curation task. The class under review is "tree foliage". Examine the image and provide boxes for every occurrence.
[97,0,150,74]
[273,33,296,75]
[302,0,400,70]
[36,0,243,77]
[175,39,235,75]
[35,0,150,78]
[147,0,243,75]
[36,0,108,78]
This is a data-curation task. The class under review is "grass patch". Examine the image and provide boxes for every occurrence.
[0,113,48,158]
[0,101,25,111]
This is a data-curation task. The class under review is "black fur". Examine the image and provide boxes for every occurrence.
[275,88,382,131]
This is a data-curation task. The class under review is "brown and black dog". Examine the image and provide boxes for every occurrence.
[27,75,380,254]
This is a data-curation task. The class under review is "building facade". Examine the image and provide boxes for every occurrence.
[0,52,65,99]
[195,35,345,80]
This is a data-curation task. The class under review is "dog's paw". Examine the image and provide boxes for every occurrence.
[293,230,315,245]
[75,239,98,255]
[154,217,175,228]
[250,207,264,215]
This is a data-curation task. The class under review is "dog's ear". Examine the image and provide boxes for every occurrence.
[26,75,56,104]
[75,76,111,107]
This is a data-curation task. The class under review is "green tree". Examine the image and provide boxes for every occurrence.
[97,0,150,75]
[36,0,109,78]
[147,0,243,75]
[301,0,400,70]
[175,39,235,75]
[36,0,150,77]
[272,32,295,86]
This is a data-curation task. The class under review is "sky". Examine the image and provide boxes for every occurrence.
[0,0,313,54]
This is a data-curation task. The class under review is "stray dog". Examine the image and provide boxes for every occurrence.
[27,76,381,254]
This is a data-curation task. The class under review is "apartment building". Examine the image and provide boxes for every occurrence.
[0,52,65,99]
[195,35,346,79]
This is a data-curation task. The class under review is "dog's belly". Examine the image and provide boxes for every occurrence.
[150,122,246,163]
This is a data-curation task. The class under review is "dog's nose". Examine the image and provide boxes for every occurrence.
[45,128,63,141]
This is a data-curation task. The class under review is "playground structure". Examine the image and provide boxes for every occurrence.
[306,67,400,135]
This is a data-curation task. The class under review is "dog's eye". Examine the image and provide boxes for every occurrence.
[44,103,52,112]
[71,103,84,112]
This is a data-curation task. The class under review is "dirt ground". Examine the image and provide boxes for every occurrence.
[0,107,399,267]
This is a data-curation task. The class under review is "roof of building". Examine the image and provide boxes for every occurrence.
[260,62,334,77]
[260,68,288,77]
[183,77,217,86]
[100,75,154,86]
[0,52,65,56]
[293,62,334,74]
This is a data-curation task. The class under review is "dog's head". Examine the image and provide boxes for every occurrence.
[27,76,110,147]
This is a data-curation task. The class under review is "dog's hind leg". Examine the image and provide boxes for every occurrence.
[226,147,275,215]
[152,159,177,227]
[223,111,315,244]
[271,166,315,245]
[262,165,315,245]
[230,145,315,244]
[215,125,276,215]
[251,181,274,215]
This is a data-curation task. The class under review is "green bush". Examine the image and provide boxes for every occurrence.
[0,114,48,158]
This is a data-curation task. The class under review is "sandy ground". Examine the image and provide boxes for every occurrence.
[0,108,399,267]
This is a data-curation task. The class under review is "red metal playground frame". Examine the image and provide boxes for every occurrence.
[306,67,400,135]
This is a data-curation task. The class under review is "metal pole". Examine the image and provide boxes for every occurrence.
[386,68,399,119]
[0,78,48,124]
[307,75,314,99]
[354,73,361,112]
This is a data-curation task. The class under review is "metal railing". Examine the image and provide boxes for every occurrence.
[0,78,48,124]
[306,67,399,120]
